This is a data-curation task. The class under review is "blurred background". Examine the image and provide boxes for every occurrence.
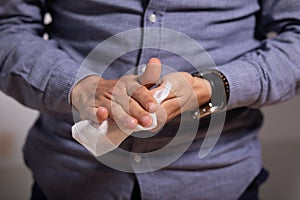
[0,91,299,200]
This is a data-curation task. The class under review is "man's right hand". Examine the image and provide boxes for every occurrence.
[71,58,162,130]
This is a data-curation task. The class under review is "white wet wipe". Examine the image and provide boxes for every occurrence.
[72,82,171,157]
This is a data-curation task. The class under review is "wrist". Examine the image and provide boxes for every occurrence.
[191,69,230,118]
[70,75,101,107]
[192,76,212,106]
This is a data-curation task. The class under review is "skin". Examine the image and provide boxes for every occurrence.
[150,71,212,131]
[71,58,162,130]
[71,57,212,133]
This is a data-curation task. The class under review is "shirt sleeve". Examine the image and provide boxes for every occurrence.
[217,0,300,110]
[0,0,79,114]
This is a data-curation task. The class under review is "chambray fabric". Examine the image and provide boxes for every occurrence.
[0,0,299,199]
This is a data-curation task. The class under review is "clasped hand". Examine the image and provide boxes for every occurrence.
[71,58,211,134]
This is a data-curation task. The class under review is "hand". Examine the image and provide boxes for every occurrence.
[150,72,212,131]
[71,58,162,130]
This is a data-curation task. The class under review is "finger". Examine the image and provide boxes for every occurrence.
[132,57,162,113]
[149,105,167,132]
[150,83,176,104]
[160,98,182,122]
[103,100,138,130]
[127,98,154,127]
[139,57,162,88]
[112,74,159,113]
[150,98,181,132]
[130,85,159,113]
[80,106,108,124]
[112,90,154,128]
[96,106,108,123]
[109,77,156,127]
[105,118,130,145]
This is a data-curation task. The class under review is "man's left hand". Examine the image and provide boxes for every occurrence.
[150,72,212,131]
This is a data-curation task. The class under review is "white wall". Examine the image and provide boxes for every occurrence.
[0,92,38,199]
[0,91,299,199]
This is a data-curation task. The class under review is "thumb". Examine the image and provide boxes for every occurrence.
[139,57,161,88]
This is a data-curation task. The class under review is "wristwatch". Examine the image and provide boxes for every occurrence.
[191,69,229,119]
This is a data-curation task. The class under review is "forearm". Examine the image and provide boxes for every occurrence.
[217,0,300,110]
[0,0,78,113]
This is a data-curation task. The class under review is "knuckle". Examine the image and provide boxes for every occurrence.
[134,88,152,101]
[127,84,140,96]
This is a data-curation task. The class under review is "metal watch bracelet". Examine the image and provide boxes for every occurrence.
[191,69,229,119]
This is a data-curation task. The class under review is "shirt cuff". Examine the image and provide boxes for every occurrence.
[216,60,262,110]
[44,60,78,113]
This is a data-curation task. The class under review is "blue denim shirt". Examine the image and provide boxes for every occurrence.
[0,0,300,199]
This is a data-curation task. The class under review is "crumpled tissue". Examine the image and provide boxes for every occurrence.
[72,82,171,157]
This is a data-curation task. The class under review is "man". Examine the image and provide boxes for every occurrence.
[0,0,299,199]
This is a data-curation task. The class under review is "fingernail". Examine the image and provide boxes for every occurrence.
[149,58,161,65]
[147,102,159,113]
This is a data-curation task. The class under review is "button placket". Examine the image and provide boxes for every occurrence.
[137,0,169,71]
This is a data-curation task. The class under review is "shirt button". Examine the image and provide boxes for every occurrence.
[148,13,157,23]
[133,154,142,163]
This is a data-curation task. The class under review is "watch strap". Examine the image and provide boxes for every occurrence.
[191,69,229,118]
